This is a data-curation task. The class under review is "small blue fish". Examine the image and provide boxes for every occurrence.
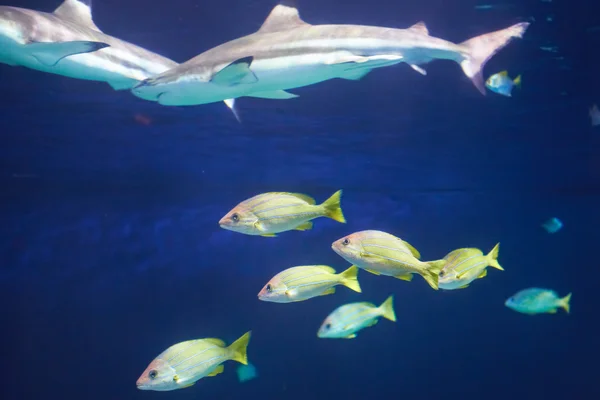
[485,70,521,96]
[236,363,258,383]
[505,288,571,315]
[542,217,563,233]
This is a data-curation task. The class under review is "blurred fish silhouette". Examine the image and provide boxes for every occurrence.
[541,217,563,233]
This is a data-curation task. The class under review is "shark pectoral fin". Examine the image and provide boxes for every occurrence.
[410,64,427,76]
[246,90,299,100]
[340,69,373,81]
[27,41,109,66]
[211,57,258,86]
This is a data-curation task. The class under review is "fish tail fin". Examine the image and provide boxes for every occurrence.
[378,295,396,322]
[321,190,346,223]
[560,293,572,314]
[228,331,251,365]
[486,243,503,271]
[459,22,530,95]
[513,75,522,88]
[339,265,362,293]
[422,260,446,290]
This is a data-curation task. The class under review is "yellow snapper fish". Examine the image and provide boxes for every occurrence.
[438,243,503,290]
[317,295,396,339]
[331,230,446,290]
[136,331,251,391]
[258,265,361,303]
[219,190,345,237]
[505,288,571,315]
[485,70,521,96]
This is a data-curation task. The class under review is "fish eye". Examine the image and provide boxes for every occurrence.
[231,213,240,222]
[342,238,350,246]
[325,323,332,330]
[266,284,272,293]
[148,370,158,379]
[439,271,445,277]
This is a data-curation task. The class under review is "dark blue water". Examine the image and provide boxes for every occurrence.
[1,0,599,399]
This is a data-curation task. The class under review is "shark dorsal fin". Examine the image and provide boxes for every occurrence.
[54,0,102,32]
[409,21,429,35]
[258,2,310,33]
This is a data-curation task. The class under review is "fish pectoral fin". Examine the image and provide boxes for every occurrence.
[285,288,298,297]
[340,69,373,81]
[321,287,336,296]
[260,234,277,237]
[478,269,488,279]
[207,364,225,377]
[27,40,110,67]
[364,268,381,276]
[394,273,414,282]
[294,221,313,231]
[410,64,427,76]
[246,90,299,99]
[211,56,258,86]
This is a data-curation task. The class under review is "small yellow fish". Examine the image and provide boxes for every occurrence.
[331,230,445,290]
[136,331,251,391]
[438,243,503,290]
[317,295,396,339]
[485,70,521,96]
[505,288,571,315]
[219,190,345,237]
[258,265,361,303]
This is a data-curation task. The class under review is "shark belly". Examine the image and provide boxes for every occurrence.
[0,35,152,90]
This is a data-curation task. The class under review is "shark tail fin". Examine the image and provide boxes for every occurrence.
[459,22,530,95]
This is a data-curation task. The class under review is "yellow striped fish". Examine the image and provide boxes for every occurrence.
[331,230,445,290]
[258,265,361,303]
[218,190,345,237]
[317,295,396,339]
[438,243,503,290]
[136,331,251,391]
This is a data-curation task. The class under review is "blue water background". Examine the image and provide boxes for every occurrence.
[1,0,599,399]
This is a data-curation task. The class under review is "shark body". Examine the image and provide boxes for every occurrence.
[0,0,178,90]
[132,3,530,106]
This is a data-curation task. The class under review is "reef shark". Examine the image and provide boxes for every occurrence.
[0,0,178,90]
[132,2,530,107]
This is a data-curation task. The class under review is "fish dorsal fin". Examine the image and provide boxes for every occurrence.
[203,338,226,347]
[54,0,102,32]
[314,265,337,273]
[498,70,509,76]
[409,21,428,35]
[258,2,310,33]
[286,192,316,204]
